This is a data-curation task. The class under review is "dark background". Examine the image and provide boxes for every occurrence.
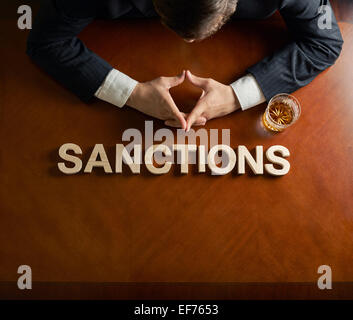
[2,0,353,23]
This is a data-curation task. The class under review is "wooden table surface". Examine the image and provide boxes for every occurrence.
[0,15,353,299]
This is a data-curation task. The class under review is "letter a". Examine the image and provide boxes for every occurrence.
[318,5,332,30]
[317,265,332,290]
[17,5,32,30]
[17,265,32,290]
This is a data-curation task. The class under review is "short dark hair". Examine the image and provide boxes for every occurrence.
[153,0,238,40]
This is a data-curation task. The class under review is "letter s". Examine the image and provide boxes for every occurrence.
[265,145,290,176]
[58,143,82,174]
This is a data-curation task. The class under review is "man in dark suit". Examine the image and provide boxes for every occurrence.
[27,0,343,131]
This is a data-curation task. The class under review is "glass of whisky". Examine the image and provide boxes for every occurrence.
[262,94,301,132]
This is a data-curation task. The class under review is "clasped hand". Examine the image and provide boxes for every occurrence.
[126,70,240,131]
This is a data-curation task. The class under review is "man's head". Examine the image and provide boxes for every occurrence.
[153,0,238,41]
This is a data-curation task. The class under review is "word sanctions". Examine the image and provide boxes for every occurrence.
[57,143,290,176]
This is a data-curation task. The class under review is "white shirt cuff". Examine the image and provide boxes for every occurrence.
[95,69,138,108]
[230,74,266,111]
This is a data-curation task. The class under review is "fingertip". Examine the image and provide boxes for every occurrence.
[186,119,193,132]
[185,121,190,132]
[186,71,194,83]
[174,113,186,129]
[181,117,187,130]
[188,70,197,79]
[181,70,186,81]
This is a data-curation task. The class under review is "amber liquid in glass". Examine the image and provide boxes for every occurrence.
[262,102,294,132]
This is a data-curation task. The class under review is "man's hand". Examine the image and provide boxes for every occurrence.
[186,70,241,131]
[126,71,187,130]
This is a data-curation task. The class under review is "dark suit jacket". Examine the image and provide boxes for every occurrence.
[27,0,343,103]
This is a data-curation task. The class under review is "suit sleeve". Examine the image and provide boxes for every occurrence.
[247,0,344,101]
[26,0,113,102]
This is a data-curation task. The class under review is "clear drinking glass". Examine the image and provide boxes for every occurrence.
[262,94,301,132]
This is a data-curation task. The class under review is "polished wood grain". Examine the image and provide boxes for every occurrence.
[0,15,353,299]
